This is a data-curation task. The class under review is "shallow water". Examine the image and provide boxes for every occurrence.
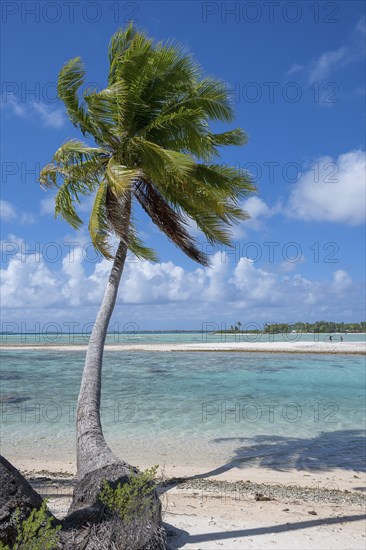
[1,350,365,472]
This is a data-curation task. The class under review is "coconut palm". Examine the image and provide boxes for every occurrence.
[40,25,255,483]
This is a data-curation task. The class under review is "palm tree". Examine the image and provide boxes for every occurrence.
[40,25,255,483]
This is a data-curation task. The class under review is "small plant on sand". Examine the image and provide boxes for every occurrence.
[100,465,159,524]
[95,465,161,549]
[0,500,61,550]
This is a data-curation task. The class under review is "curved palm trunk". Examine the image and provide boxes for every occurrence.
[76,199,131,481]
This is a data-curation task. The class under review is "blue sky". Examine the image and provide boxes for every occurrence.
[1,0,365,331]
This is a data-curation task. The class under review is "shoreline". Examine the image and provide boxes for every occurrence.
[8,457,365,549]
[1,341,365,354]
[8,456,366,494]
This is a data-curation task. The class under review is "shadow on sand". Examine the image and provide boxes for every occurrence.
[165,513,366,549]
[161,429,365,491]
[162,429,365,548]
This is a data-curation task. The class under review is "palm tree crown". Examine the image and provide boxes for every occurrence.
[40,24,255,266]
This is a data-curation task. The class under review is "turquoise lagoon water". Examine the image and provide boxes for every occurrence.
[1,350,365,472]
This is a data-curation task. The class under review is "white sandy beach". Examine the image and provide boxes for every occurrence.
[1,341,365,354]
[10,457,366,550]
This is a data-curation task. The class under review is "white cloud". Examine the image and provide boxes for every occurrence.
[308,47,349,83]
[233,150,366,228]
[0,200,35,224]
[332,269,352,291]
[287,17,365,84]
[287,63,304,76]
[229,197,281,239]
[287,150,366,225]
[20,212,36,224]
[278,255,305,273]
[2,96,26,116]
[0,252,60,308]
[244,196,272,219]
[1,96,65,129]
[31,102,65,129]
[243,197,281,227]
[0,200,17,222]
[40,197,56,215]
[61,247,87,306]
[0,244,364,327]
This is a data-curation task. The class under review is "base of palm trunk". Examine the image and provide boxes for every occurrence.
[0,456,166,550]
[0,455,54,546]
[63,461,167,550]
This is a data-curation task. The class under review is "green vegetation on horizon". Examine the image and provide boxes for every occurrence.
[222,321,366,333]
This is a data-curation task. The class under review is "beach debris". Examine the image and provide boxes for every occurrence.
[282,508,290,512]
[255,492,273,501]
[308,510,318,515]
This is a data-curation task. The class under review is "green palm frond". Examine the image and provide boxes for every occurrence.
[209,128,248,147]
[163,77,234,123]
[188,212,233,246]
[53,139,109,164]
[128,223,158,262]
[142,108,215,160]
[84,83,129,139]
[88,182,113,259]
[39,163,64,189]
[108,23,138,84]
[41,25,255,266]
[133,138,195,185]
[106,158,140,198]
[58,58,92,135]
[54,181,83,229]
[135,180,209,265]
[191,163,255,199]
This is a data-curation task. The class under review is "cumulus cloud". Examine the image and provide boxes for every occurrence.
[278,255,305,273]
[332,269,352,291]
[0,243,364,327]
[234,150,365,227]
[0,252,60,308]
[286,150,366,225]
